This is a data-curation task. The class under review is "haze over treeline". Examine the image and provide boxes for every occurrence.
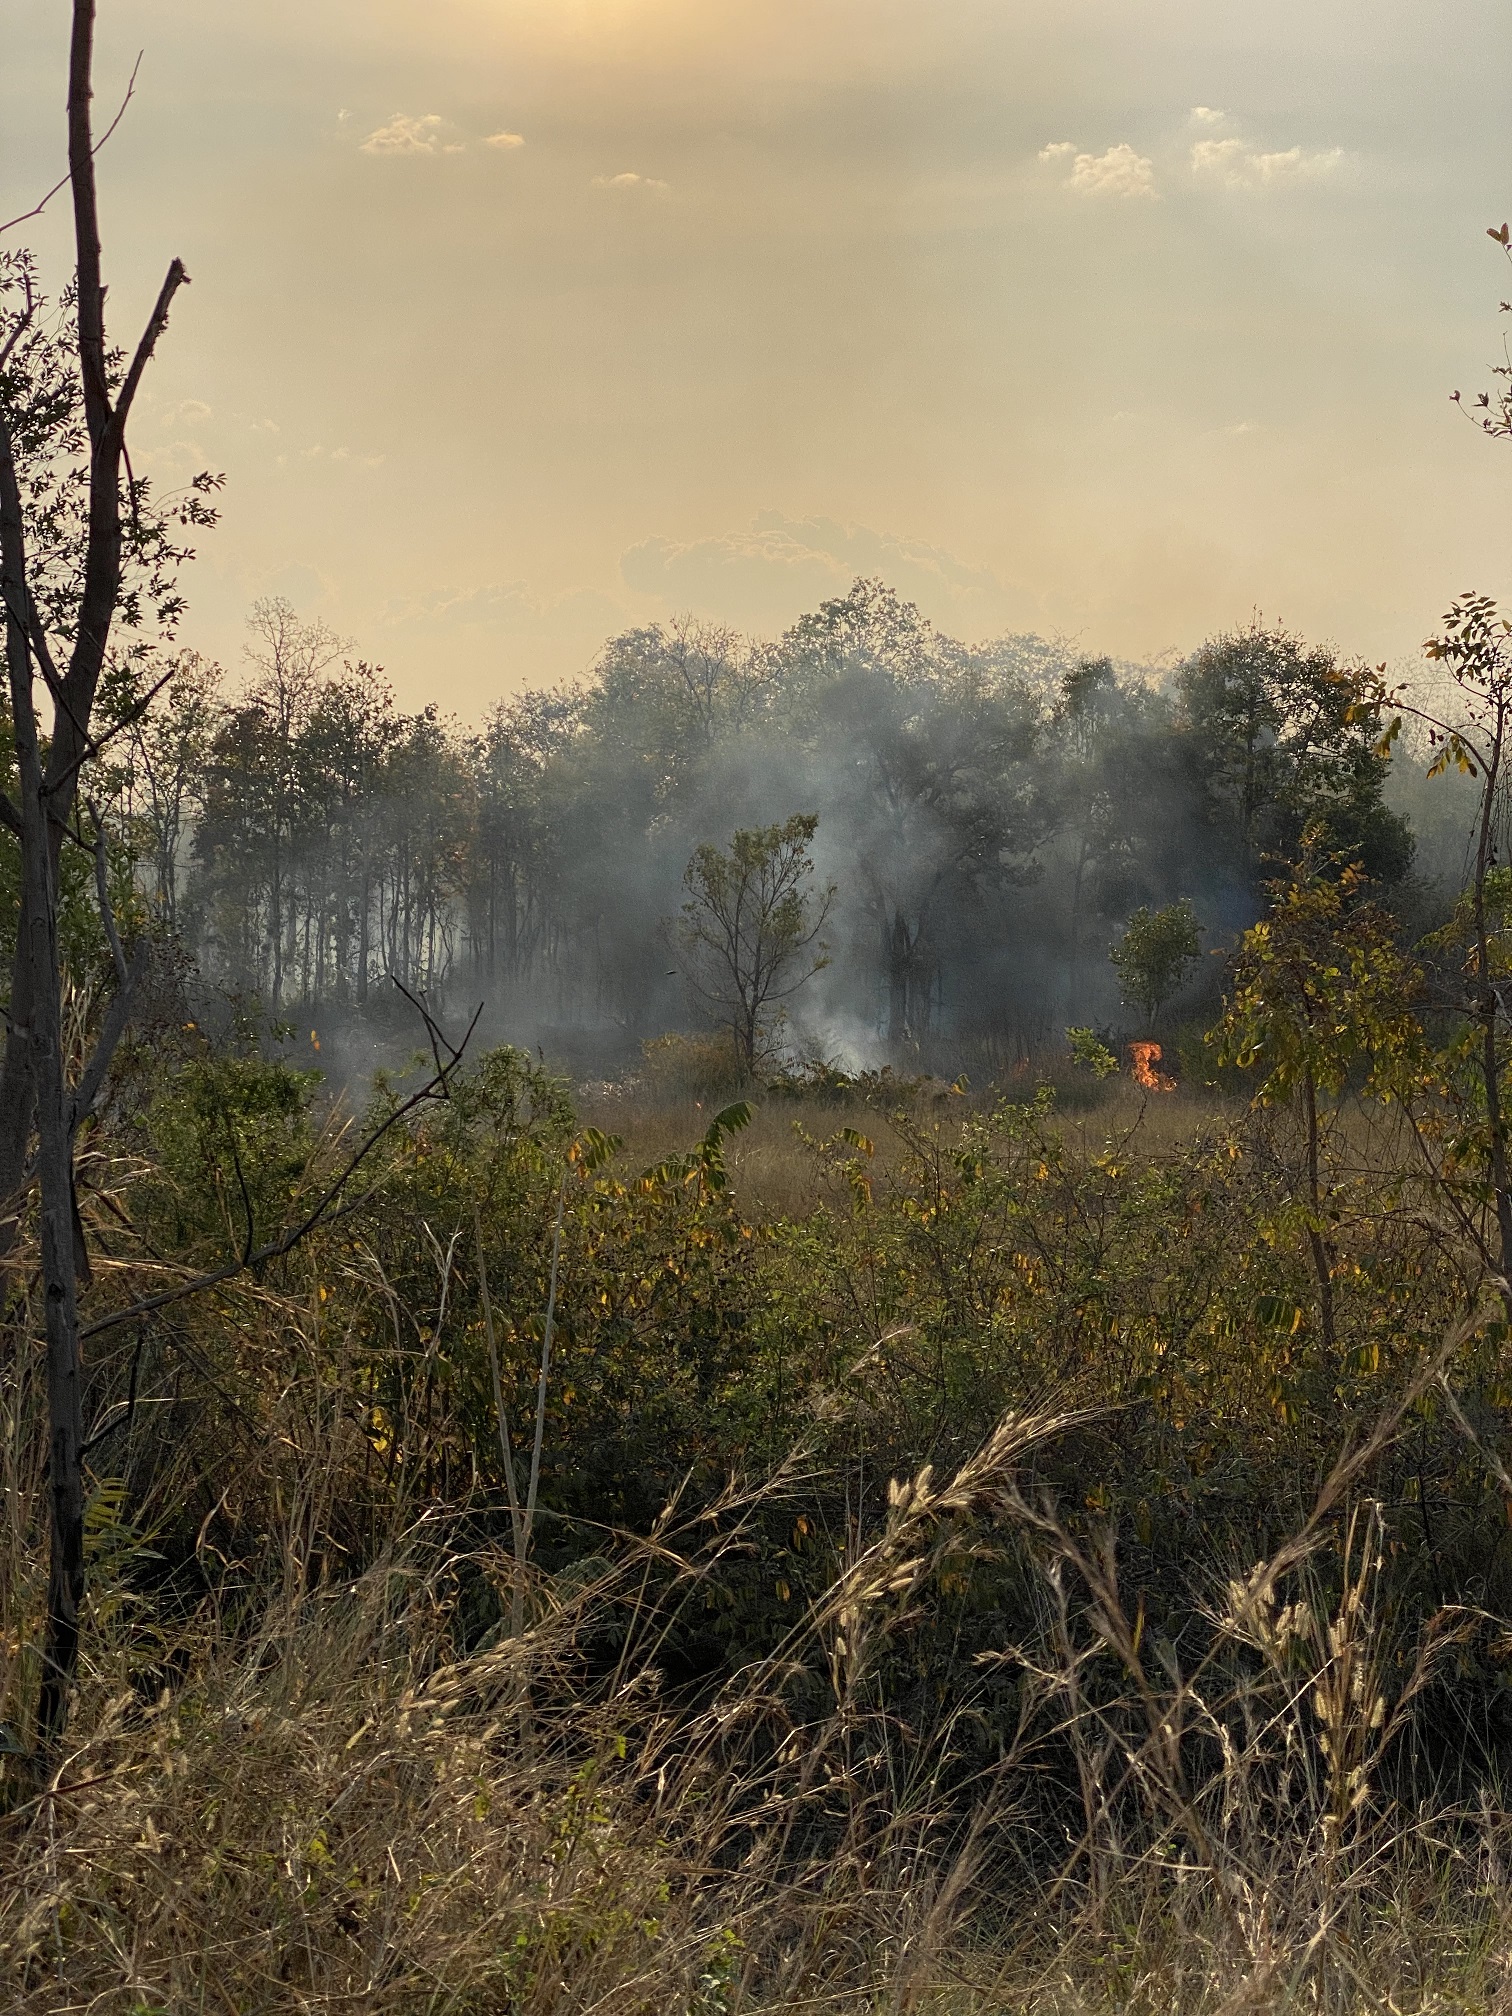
[97,576,1446,1069]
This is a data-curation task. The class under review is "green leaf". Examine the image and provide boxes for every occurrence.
[1253,1294,1303,1332]
[706,1102,753,1145]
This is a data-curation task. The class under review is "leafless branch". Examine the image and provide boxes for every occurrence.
[0,51,142,237]
[79,995,483,1339]
[110,259,189,437]
[68,942,148,1138]
[44,661,178,800]
[86,801,127,986]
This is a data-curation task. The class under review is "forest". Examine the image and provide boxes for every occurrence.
[6,7,1512,2014]
[105,583,1431,1076]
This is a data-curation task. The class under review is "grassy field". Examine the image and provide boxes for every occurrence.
[1,1033,1510,2010]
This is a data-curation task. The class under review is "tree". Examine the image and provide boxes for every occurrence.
[1450,222,1512,443]
[115,650,221,932]
[1109,900,1202,1028]
[1048,655,1195,1019]
[0,0,219,1746]
[1178,623,1412,886]
[1384,594,1512,1319]
[677,814,833,1072]
[468,690,574,987]
[776,580,1048,1043]
[1214,839,1425,1349]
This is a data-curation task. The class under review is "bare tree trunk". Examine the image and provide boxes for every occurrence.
[0,400,84,1746]
[0,0,187,1224]
[0,0,190,1744]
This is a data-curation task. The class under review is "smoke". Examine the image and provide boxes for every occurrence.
[167,583,1434,1088]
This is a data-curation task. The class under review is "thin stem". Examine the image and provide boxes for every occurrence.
[474,1196,525,1631]
[521,1174,567,1587]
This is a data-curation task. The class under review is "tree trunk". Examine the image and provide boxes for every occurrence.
[1303,1069,1336,1354]
[0,405,84,1747]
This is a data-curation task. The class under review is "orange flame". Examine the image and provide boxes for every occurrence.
[1128,1040,1176,1093]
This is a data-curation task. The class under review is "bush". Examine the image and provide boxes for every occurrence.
[640,1029,750,1102]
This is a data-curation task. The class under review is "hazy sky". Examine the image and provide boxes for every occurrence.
[4,0,1509,711]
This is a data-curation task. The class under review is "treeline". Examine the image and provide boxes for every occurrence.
[98,581,1415,1052]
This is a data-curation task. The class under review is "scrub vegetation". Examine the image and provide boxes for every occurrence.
[6,8,1512,2011]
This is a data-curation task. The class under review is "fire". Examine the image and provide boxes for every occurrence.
[1128,1040,1176,1093]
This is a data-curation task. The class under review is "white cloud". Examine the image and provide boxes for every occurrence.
[592,170,669,193]
[160,399,212,427]
[359,113,463,157]
[1191,137,1343,187]
[299,443,385,469]
[485,131,526,150]
[1039,141,1157,200]
[1189,106,1225,126]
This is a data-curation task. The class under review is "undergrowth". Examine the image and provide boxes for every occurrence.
[3,1038,1512,2010]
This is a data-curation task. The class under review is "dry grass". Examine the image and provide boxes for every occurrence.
[578,1065,1240,1223]
[2,1053,1509,2011]
[4,1348,1512,2012]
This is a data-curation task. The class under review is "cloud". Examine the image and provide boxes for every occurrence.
[485,131,526,150]
[298,443,385,468]
[1191,137,1343,187]
[592,170,669,193]
[160,399,212,427]
[1189,106,1225,126]
[379,580,626,646]
[1039,141,1157,200]
[359,113,463,157]
[620,512,1022,635]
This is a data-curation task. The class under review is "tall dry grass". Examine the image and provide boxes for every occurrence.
[3,1305,1510,2014]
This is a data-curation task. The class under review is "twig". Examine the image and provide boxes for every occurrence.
[475,1197,526,1631]
[79,1004,480,1340]
[523,1173,567,1572]
[0,52,143,236]
[86,800,127,985]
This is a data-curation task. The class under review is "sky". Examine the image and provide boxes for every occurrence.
[3,0,1509,714]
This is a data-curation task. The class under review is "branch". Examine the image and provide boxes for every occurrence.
[0,273,37,370]
[110,258,190,438]
[0,51,142,237]
[44,660,178,800]
[68,940,147,1138]
[86,800,127,985]
[79,999,482,1340]
[27,604,99,791]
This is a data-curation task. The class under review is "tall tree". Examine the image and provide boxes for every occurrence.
[0,0,217,1743]
[1177,623,1411,887]
[677,814,833,1072]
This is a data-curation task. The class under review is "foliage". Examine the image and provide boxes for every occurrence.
[1109,899,1203,1026]
[677,814,833,1072]
[1065,1024,1119,1078]
[1214,843,1425,1107]
[1177,621,1412,882]
[56,584,1446,1064]
[1450,221,1512,442]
